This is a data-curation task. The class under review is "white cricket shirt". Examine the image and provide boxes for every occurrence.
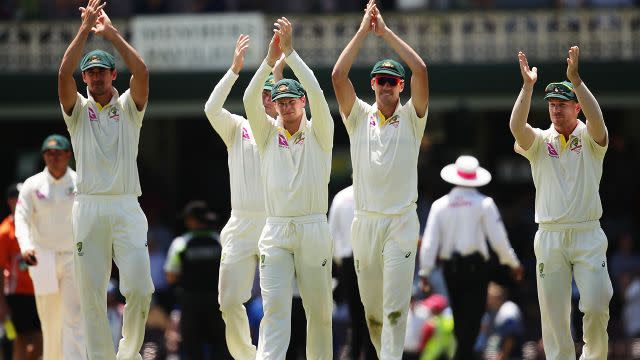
[15,167,76,252]
[328,185,355,260]
[515,120,607,224]
[344,97,427,215]
[204,69,265,213]
[244,52,333,217]
[419,187,520,276]
[61,87,145,196]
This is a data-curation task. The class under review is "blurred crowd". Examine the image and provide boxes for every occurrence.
[1,0,639,20]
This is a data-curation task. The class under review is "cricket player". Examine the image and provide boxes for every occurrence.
[331,1,428,358]
[14,134,85,360]
[203,34,283,359]
[510,46,612,360]
[243,17,334,360]
[58,1,154,359]
[418,155,523,360]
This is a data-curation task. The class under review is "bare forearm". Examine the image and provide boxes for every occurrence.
[510,86,533,135]
[574,82,606,145]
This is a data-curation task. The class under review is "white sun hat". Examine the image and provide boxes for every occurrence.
[440,155,492,187]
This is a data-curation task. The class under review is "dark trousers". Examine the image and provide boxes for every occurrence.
[442,253,489,360]
[341,256,377,360]
[179,292,230,360]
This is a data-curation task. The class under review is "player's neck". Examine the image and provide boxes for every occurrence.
[554,120,578,139]
[283,117,302,135]
[376,100,398,119]
[91,90,114,108]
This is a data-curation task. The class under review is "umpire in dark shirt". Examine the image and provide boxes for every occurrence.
[165,200,231,359]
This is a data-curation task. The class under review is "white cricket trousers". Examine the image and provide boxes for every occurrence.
[73,195,155,360]
[351,209,419,360]
[218,210,265,360]
[535,221,613,360]
[35,251,85,360]
[256,214,333,360]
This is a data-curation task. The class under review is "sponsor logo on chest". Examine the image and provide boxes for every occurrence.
[241,127,251,141]
[546,142,559,158]
[278,133,289,148]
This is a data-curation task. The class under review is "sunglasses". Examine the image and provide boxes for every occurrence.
[375,76,402,87]
[544,82,573,94]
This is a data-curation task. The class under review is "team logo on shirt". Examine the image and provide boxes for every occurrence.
[546,142,559,158]
[76,242,84,256]
[241,127,251,140]
[278,133,289,148]
[538,263,545,278]
[108,107,120,122]
[293,132,305,145]
[368,114,377,127]
[569,136,582,154]
[260,254,266,267]
[35,190,46,200]
[88,108,97,121]
[387,115,400,128]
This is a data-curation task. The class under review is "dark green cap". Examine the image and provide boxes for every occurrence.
[41,134,71,153]
[263,74,276,92]
[544,81,577,102]
[80,49,116,72]
[271,79,306,101]
[370,59,405,79]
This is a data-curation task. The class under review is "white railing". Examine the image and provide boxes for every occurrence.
[0,9,638,72]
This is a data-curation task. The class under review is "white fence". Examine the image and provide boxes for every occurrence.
[0,9,638,72]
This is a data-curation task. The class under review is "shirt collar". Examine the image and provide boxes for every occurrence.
[86,86,120,109]
[372,99,403,120]
[276,108,308,137]
[548,119,585,139]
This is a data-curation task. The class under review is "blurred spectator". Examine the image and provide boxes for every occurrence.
[620,273,640,338]
[418,293,455,360]
[589,0,634,6]
[147,231,171,313]
[164,200,229,359]
[286,283,306,360]
[0,183,42,360]
[609,232,640,288]
[475,282,524,360]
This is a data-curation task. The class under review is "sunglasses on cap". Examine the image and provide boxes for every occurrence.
[374,76,402,87]
[544,82,573,94]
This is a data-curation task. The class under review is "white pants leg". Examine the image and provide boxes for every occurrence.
[256,215,333,360]
[58,252,86,359]
[74,197,117,360]
[73,196,154,360]
[535,225,612,360]
[572,228,612,360]
[112,198,154,360]
[351,211,419,360]
[35,292,62,360]
[219,211,264,360]
[294,220,333,360]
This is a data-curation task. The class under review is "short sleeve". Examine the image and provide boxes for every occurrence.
[343,98,370,135]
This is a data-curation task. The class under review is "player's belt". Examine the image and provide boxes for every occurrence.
[538,220,599,232]
[266,214,326,225]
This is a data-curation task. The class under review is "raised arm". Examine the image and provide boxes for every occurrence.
[275,18,333,151]
[566,46,607,146]
[372,3,428,117]
[94,10,149,110]
[331,0,376,119]
[243,34,282,151]
[509,51,537,151]
[204,35,249,146]
[58,0,106,115]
